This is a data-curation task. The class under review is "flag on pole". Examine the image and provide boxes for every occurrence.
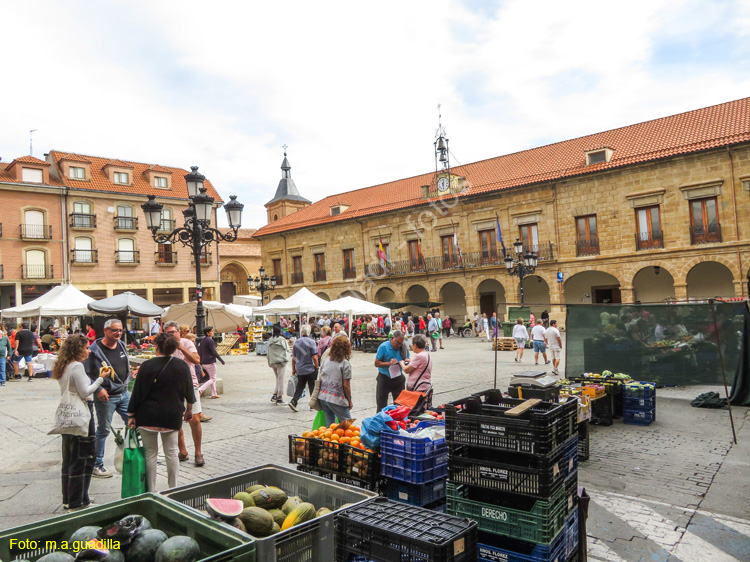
[452,222,463,263]
[415,231,425,263]
[378,236,387,263]
[496,213,507,257]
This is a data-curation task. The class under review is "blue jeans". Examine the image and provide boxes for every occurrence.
[319,399,351,427]
[0,357,5,384]
[94,391,130,468]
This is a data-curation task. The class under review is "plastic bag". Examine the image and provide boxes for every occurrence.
[287,375,297,397]
[360,409,398,449]
[312,410,328,431]
[18,356,26,370]
[121,428,147,498]
[385,405,411,420]
[114,439,125,473]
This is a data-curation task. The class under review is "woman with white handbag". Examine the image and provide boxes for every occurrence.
[50,334,106,511]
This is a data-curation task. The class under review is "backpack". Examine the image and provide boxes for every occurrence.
[690,391,727,409]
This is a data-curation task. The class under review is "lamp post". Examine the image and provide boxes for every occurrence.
[249,265,276,303]
[141,166,244,337]
[504,238,538,306]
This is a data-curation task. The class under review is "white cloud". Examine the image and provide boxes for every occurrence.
[1,0,749,228]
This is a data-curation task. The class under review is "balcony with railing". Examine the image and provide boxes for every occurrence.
[191,252,213,266]
[156,251,178,265]
[291,272,304,284]
[20,224,52,240]
[576,238,600,257]
[313,269,327,282]
[70,249,98,264]
[157,219,175,233]
[274,275,284,287]
[114,216,139,231]
[343,267,357,279]
[69,213,96,229]
[635,230,664,251]
[690,223,722,245]
[115,250,140,264]
[22,264,54,279]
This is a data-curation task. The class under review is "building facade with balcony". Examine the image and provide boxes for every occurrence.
[253,98,750,326]
[0,151,224,311]
[217,228,262,303]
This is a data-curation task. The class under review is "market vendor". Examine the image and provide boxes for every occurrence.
[374,329,409,412]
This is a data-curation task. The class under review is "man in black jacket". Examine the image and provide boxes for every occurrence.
[85,318,130,478]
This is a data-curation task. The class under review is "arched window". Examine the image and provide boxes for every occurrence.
[115,204,136,230]
[25,249,46,278]
[72,201,94,228]
[117,238,136,263]
[23,210,46,239]
[159,208,173,232]
[73,237,94,263]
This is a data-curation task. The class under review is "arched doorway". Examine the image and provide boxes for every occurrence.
[316,292,330,301]
[339,290,366,299]
[687,262,735,300]
[633,266,675,303]
[520,275,551,319]
[405,284,430,316]
[375,287,396,306]
[439,282,467,322]
[477,279,506,320]
[564,271,621,304]
[220,262,250,303]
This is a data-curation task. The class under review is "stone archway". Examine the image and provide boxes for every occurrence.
[686,262,735,300]
[633,266,675,303]
[564,271,621,304]
[519,275,551,319]
[220,262,250,303]
[316,292,330,301]
[439,282,467,322]
[476,279,506,320]
[405,284,430,316]
[375,287,396,306]
[339,290,366,299]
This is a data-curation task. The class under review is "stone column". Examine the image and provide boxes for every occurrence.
[619,285,635,304]
[146,286,154,303]
[182,286,190,303]
[732,280,744,298]
[673,283,688,301]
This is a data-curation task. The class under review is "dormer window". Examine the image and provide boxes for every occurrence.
[114,172,129,184]
[21,168,43,183]
[330,203,350,216]
[69,166,86,180]
[585,147,614,165]
[154,176,168,188]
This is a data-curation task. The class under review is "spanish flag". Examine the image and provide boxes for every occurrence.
[378,236,387,263]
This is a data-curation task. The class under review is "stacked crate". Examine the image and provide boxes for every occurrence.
[493,337,517,351]
[379,421,448,510]
[622,381,657,425]
[445,391,580,562]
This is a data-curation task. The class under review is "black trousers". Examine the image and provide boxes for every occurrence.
[61,402,95,508]
[376,373,405,412]
[292,370,317,405]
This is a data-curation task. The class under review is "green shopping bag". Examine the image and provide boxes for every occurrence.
[312,410,327,431]
[121,427,147,498]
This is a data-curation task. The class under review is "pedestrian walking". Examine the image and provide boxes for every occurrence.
[512,318,529,363]
[197,326,225,398]
[473,312,480,336]
[127,332,195,492]
[426,314,438,351]
[490,312,499,339]
[443,316,452,338]
[530,319,550,366]
[435,313,444,349]
[374,330,409,411]
[541,310,549,328]
[289,325,319,412]
[482,313,490,341]
[267,325,290,404]
[14,322,42,381]
[418,316,426,335]
[52,334,105,511]
[0,330,10,386]
[318,336,354,426]
[547,320,563,375]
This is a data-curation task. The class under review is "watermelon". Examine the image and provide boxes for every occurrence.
[155,536,200,562]
[206,498,244,520]
[38,554,74,562]
[102,550,126,562]
[69,526,102,551]
[125,529,168,562]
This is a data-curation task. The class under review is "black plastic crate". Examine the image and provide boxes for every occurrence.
[335,474,386,494]
[577,422,589,462]
[590,394,613,426]
[448,443,567,500]
[335,497,477,562]
[385,478,447,506]
[562,436,579,480]
[507,385,561,402]
[445,393,577,455]
[623,396,656,411]
[477,525,566,562]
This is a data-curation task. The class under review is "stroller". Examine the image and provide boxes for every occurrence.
[397,358,433,415]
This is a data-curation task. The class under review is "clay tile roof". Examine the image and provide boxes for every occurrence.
[104,159,135,169]
[48,150,223,201]
[0,159,64,187]
[59,153,92,164]
[145,164,172,173]
[254,97,750,237]
[11,155,51,166]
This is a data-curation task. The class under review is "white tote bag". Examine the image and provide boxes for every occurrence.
[48,370,91,437]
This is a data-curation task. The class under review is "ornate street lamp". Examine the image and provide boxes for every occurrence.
[504,238,538,306]
[142,166,244,337]
[249,265,276,303]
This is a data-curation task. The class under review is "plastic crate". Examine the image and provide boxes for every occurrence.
[565,508,579,560]
[623,396,656,411]
[577,422,589,462]
[448,443,567,500]
[340,444,380,485]
[381,457,447,484]
[445,394,577,455]
[477,525,566,562]
[385,478,447,506]
[162,464,377,562]
[590,394,613,426]
[623,408,656,426]
[335,474,386,494]
[507,385,561,402]
[288,435,319,469]
[295,465,334,480]
[0,493,254,562]
[446,481,569,544]
[380,426,448,484]
[380,422,447,457]
[335,497,477,562]
[562,436,579,480]
[581,384,605,398]
[623,381,656,399]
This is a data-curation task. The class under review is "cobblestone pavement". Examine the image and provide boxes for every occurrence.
[0,335,748,561]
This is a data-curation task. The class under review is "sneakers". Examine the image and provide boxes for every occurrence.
[271,394,278,402]
[288,401,298,412]
[552,368,560,376]
[514,358,518,362]
[535,362,539,366]
[92,466,112,478]
[275,398,286,405]
[545,361,551,365]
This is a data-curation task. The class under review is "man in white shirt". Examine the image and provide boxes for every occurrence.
[546,320,562,375]
[530,319,550,367]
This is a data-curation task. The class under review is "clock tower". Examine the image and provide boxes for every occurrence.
[265,147,311,224]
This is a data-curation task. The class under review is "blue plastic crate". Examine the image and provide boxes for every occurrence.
[478,525,566,562]
[380,425,446,475]
[381,458,448,483]
[385,478,447,506]
[623,381,656,399]
[623,408,656,426]
[562,437,578,480]
[380,444,448,472]
[565,508,579,560]
[623,396,656,411]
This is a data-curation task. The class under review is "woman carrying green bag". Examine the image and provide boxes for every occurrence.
[127,333,195,492]
[121,427,147,498]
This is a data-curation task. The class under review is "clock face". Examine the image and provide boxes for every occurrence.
[437,177,450,192]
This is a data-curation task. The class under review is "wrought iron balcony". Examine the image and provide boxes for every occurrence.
[114,216,139,231]
[313,270,327,282]
[191,252,213,266]
[20,224,52,240]
[690,224,721,245]
[291,272,304,284]
[635,230,664,251]
[156,251,177,265]
[343,267,357,279]
[157,219,175,233]
[70,249,98,264]
[274,275,284,287]
[576,238,600,257]
[115,250,140,264]
[22,264,54,279]
[69,213,96,229]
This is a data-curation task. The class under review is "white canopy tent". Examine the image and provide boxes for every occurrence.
[308,296,391,338]
[254,287,331,316]
[162,301,254,332]
[1,284,95,319]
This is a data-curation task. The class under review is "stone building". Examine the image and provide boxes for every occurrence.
[0,150,225,310]
[218,228,262,302]
[254,98,750,327]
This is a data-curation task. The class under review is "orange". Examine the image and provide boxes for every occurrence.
[335,428,346,437]
[331,434,340,441]
[340,436,351,444]
[344,429,354,437]
[302,431,312,438]
[350,439,360,448]
[330,423,338,429]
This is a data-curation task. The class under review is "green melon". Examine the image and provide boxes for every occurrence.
[232,492,255,508]
[249,487,287,510]
[281,496,303,515]
[155,536,201,562]
[270,522,281,535]
[316,507,332,517]
[237,506,274,537]
[38,554,74,562]
[267,508,287,527]
[126,529,168,562]
[244,484,267,494]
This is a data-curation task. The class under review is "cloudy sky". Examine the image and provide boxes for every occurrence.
[2,0,749,227]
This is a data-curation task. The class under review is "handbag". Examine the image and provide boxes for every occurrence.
[199,366,210,385]
[287,374,298,397]
[121,427,147,497]
[308,376,323,411]
[48,368,91,437]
